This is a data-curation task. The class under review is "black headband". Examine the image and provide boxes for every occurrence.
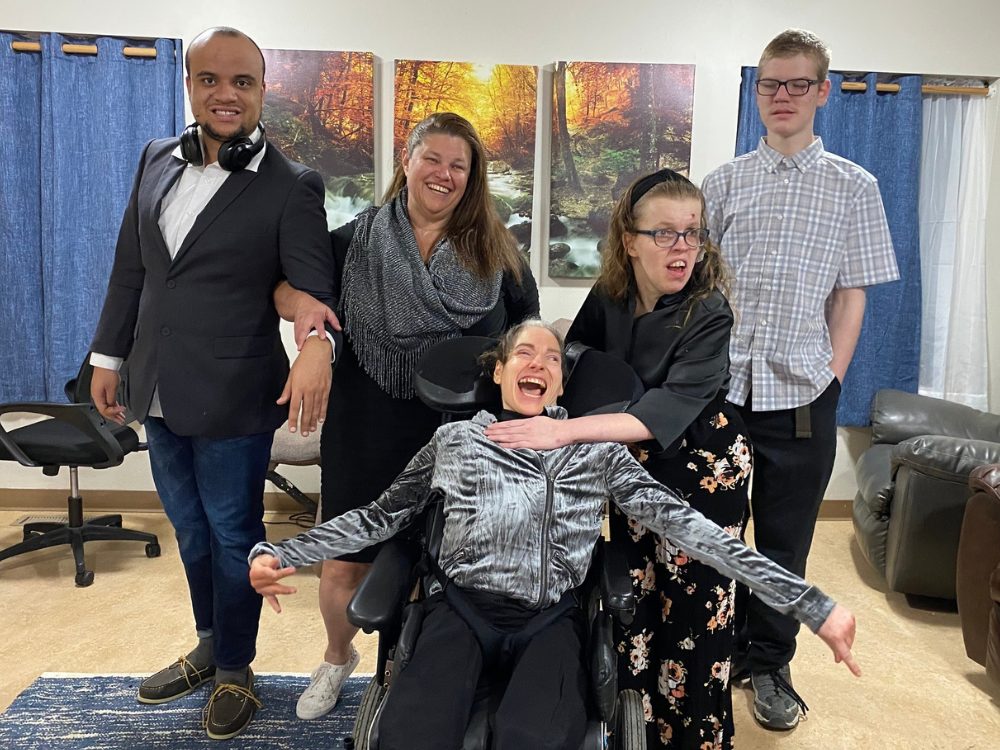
[629,168,692,209]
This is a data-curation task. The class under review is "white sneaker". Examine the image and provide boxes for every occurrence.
[296,646,361,720]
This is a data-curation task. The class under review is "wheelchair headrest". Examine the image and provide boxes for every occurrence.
[413,336,644,418]
[561,342,645,417]
[413,336,500,415]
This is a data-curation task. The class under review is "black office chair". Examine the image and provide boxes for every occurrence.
[0,358,159,586]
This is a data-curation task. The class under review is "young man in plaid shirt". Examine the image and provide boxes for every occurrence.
[702,28,898,731]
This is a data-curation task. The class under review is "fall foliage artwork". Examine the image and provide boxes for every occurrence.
[395,60,537,255]
[262,49,375,230]
[550,62,695,277]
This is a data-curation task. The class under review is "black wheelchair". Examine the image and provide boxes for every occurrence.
[343,336,648,750]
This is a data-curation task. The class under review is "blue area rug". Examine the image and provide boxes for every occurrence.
[0,673,368,749]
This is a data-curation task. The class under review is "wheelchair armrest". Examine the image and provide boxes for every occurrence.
[600,539,636,626]
[589,609,618,722]
[346,537,421,634]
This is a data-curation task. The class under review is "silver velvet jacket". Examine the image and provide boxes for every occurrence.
[251,407,835,632]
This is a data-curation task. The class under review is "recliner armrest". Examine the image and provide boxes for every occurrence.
[870,389,1000,445]
[346,537,420,634]
[970,464,1000,500]
[855,443,895,516]
[891,437,1000,484]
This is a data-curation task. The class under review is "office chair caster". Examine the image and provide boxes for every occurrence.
[145,542,161,558]
[75,570,95,587]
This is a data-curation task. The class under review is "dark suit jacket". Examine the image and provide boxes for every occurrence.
[91,137,335,438]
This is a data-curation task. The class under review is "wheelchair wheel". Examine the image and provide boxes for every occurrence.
[351,676,387,750]
[610,689,644,750]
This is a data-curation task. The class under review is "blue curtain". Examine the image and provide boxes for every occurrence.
[735,68,923,426]
[0,34,182,403]
[38,34,184,401]
[0,34,46,402]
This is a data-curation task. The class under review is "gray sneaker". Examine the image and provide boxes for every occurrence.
[750,664,809,730]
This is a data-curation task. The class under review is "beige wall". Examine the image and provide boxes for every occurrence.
[2,0,999,499]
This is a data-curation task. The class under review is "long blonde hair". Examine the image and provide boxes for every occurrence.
[596,170,730,315]
[383,112,523,282]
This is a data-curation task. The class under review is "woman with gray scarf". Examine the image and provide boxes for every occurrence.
[272,112,538,720]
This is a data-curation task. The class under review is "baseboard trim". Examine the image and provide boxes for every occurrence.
[818,499,853,519]
[1,488,853,520]
[0,488,314,515]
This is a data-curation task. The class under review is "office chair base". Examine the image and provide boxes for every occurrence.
[0,504,160,586]
[266,469,318,517]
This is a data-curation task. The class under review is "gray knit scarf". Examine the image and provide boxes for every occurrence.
[341,188,501,398]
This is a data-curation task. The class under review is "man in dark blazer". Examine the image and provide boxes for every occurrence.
[90,27,336,740]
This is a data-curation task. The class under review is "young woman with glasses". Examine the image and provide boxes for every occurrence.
[486,169,751,748]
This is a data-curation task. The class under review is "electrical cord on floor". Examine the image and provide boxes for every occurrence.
[264,509,315,529]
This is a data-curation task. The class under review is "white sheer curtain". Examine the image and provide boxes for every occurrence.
[917,94,992,410]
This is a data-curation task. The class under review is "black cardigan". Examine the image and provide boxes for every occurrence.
[567,286,733,455]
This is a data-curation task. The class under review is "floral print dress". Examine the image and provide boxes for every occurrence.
[611,393,751,749]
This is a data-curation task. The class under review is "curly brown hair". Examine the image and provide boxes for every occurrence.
[383,112,522,282]
[595,171,730,317]
[479,319,567,381]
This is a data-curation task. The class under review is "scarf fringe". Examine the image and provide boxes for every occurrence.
[345,317,458,399]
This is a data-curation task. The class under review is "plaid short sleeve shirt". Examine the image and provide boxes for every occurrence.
[702,137,899,411]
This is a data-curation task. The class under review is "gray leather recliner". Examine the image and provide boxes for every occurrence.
[852,389,1000,599]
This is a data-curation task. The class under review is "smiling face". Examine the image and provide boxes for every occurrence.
[402,133,471,225]
[185,32,265,164]
[756,53,830,154]
[626,195,703,303]
[492,326,564,416]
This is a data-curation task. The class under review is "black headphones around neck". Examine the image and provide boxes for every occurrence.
[179,122,266,171]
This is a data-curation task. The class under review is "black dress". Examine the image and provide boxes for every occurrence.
[567,285,750,749]
[320,221,539,562]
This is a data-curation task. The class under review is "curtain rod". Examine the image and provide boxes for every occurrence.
[6,41,994,96]
[11,40,157,58]
[840,80,989,96]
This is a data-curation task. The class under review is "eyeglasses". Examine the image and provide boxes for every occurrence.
[755,78,819,96]
[633,228,710,249]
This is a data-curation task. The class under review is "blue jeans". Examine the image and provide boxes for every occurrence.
[144,417,273,670]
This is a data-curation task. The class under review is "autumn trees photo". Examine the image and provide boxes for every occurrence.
[395,60,537,254]
[255,51,695,274]
[550,62,694,277]
[262,49,375,229]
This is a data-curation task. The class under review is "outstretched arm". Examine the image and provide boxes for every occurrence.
[602,444,860,676]
[248,435,439,570]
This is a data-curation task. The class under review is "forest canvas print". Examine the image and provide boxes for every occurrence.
[262,49,375,230]
[550,62,695,277]
[394,60,537,255]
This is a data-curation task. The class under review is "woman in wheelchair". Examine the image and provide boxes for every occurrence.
[249,320,859,750]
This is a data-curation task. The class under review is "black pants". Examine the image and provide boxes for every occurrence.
[378,593,587,750]
[734,379,840,672]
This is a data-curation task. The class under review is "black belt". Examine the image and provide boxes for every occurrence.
[794,403,812,439]
[427,555,576,668]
